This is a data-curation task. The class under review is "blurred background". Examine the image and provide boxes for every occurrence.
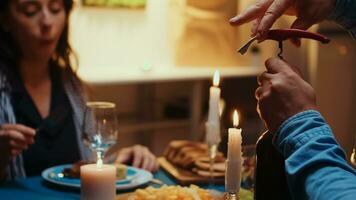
[69,0,355,162]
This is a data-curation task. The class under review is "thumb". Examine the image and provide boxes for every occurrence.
[266,57,303,78]
[265,57,287,74]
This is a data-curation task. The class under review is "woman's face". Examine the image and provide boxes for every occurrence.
[5,0,66,61]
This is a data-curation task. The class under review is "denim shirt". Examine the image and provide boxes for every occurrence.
[329,0,356,39]
[273,110,356,200]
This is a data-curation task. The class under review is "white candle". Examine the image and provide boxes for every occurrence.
[225,110,242,194]
[206,70,221,145]
[81,160,116,200]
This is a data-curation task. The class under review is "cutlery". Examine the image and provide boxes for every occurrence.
[149,178,164,186]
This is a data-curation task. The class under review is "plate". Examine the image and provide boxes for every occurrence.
[41,164,153,190]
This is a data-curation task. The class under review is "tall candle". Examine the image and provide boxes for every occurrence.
[206,70,221,145]
[81,160,116,200]
[225,110,242,193]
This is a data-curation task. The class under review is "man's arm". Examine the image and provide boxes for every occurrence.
[274,110,356,200]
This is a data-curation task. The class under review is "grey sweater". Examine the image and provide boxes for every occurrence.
[0,69,93,180]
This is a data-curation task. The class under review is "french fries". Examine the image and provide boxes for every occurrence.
[133,185,216,200]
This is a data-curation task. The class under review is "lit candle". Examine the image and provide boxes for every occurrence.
[81,159,116,200]
[206,70,221,145]
[225,110,242,194]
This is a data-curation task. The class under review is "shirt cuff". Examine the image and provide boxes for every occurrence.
[273,110,334,157]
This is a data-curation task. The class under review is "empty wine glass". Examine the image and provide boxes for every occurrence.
[82,101,118,162]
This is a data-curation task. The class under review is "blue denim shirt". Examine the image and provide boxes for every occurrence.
[329,0,356,38]
[273,110,356,200]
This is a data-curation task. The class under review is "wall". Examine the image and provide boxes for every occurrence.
[313,28,356,159]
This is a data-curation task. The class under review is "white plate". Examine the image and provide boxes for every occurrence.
[41,164,153,190]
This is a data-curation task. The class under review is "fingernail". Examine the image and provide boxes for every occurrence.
[255,33,261,39]
[256,33,264,42]
[229,16,239,24]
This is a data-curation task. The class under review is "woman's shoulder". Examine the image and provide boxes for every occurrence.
[61,67,83,90]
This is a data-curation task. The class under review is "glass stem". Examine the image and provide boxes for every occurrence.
[97,151,104,162]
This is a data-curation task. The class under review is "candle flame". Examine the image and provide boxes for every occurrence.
[233,110,239,128]
[213,70,220,87]
[97,158,103,168]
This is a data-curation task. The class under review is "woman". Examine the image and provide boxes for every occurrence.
[0,0,158,180]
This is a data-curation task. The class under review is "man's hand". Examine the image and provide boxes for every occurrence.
[115,145,159,172]
[255,57,317,132]
[230,0,335,38]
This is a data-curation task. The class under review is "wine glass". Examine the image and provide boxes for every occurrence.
[82,101,118,162]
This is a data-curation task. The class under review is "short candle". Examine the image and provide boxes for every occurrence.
[80,160,116,200]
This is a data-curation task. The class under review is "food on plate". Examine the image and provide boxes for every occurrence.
[62,161,127,180]
[192,169,225,178]
[164,140,226,177]
[164,140,209,169]
[194,157,225,172]
[133,185,219,200]
[62,160,88,178]
[116,164,128,180]
[193,157,225,177]
[126,185,253,200]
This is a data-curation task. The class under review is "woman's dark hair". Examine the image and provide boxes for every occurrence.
[0,0,76,82]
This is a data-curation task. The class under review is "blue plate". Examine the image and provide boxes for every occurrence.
[42,164,153,190]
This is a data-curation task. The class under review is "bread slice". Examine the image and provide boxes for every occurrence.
[192,168,225,177]
[194,157,225,172]
[164,140,227,178]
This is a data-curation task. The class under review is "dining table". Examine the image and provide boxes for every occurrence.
[0,169,225,200]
